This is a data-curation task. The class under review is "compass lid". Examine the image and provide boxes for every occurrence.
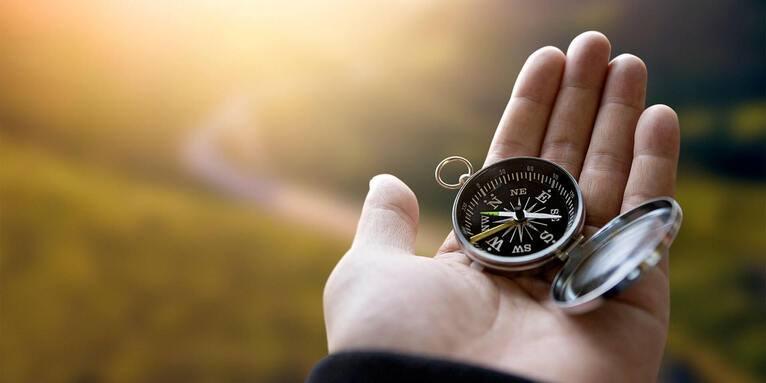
[551,197,682,314]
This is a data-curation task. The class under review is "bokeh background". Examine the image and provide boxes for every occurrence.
[1,1,764,382]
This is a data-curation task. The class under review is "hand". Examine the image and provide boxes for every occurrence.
[323,31,679,382]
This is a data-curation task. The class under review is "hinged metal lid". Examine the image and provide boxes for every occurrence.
[551,197,682,314]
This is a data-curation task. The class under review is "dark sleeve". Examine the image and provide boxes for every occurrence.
[306,350,537,383]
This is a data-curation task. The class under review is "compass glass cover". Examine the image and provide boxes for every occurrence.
[551,198,681,307]
[567,207,671,298]
[453,157,582,259]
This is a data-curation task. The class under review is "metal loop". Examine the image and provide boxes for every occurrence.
[435,156,473,190]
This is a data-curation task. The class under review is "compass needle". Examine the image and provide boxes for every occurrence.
[469,221,516,244]
[525,212,562,220]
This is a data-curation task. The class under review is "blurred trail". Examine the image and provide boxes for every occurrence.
[183,94,445,252]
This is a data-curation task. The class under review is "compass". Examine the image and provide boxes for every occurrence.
[436,155,682,313]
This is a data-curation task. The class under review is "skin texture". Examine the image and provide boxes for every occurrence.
[323,32,680,383]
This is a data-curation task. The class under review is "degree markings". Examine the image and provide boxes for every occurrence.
[463,166,583,248]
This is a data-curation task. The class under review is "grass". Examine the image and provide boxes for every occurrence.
[0,138,346,383]
[666,175,766,382]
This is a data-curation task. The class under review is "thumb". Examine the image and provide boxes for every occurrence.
[351,174,419,253]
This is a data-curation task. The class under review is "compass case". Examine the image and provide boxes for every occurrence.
[550,197,682,314]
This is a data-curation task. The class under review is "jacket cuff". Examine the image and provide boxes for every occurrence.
[306,350,535,383]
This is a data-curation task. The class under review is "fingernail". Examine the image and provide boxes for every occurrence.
[369,175,381,190]
[369,174,391,190]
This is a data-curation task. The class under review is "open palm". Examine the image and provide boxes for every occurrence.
[323,32,680,383]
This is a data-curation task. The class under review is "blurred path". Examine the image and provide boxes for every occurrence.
[183,93,445,252]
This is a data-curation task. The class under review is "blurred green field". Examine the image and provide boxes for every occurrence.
[0,138,344,383]
[668,177,765,381]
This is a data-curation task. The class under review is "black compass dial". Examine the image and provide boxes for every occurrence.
[453,157,582,258]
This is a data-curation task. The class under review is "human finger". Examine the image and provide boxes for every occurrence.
[484,46,566,166]
[578,54,647,230]
[350,174,420,254]
[621,105,680,211]
[540,31,611,178]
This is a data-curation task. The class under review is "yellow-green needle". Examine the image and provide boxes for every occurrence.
[469,221,517,244]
